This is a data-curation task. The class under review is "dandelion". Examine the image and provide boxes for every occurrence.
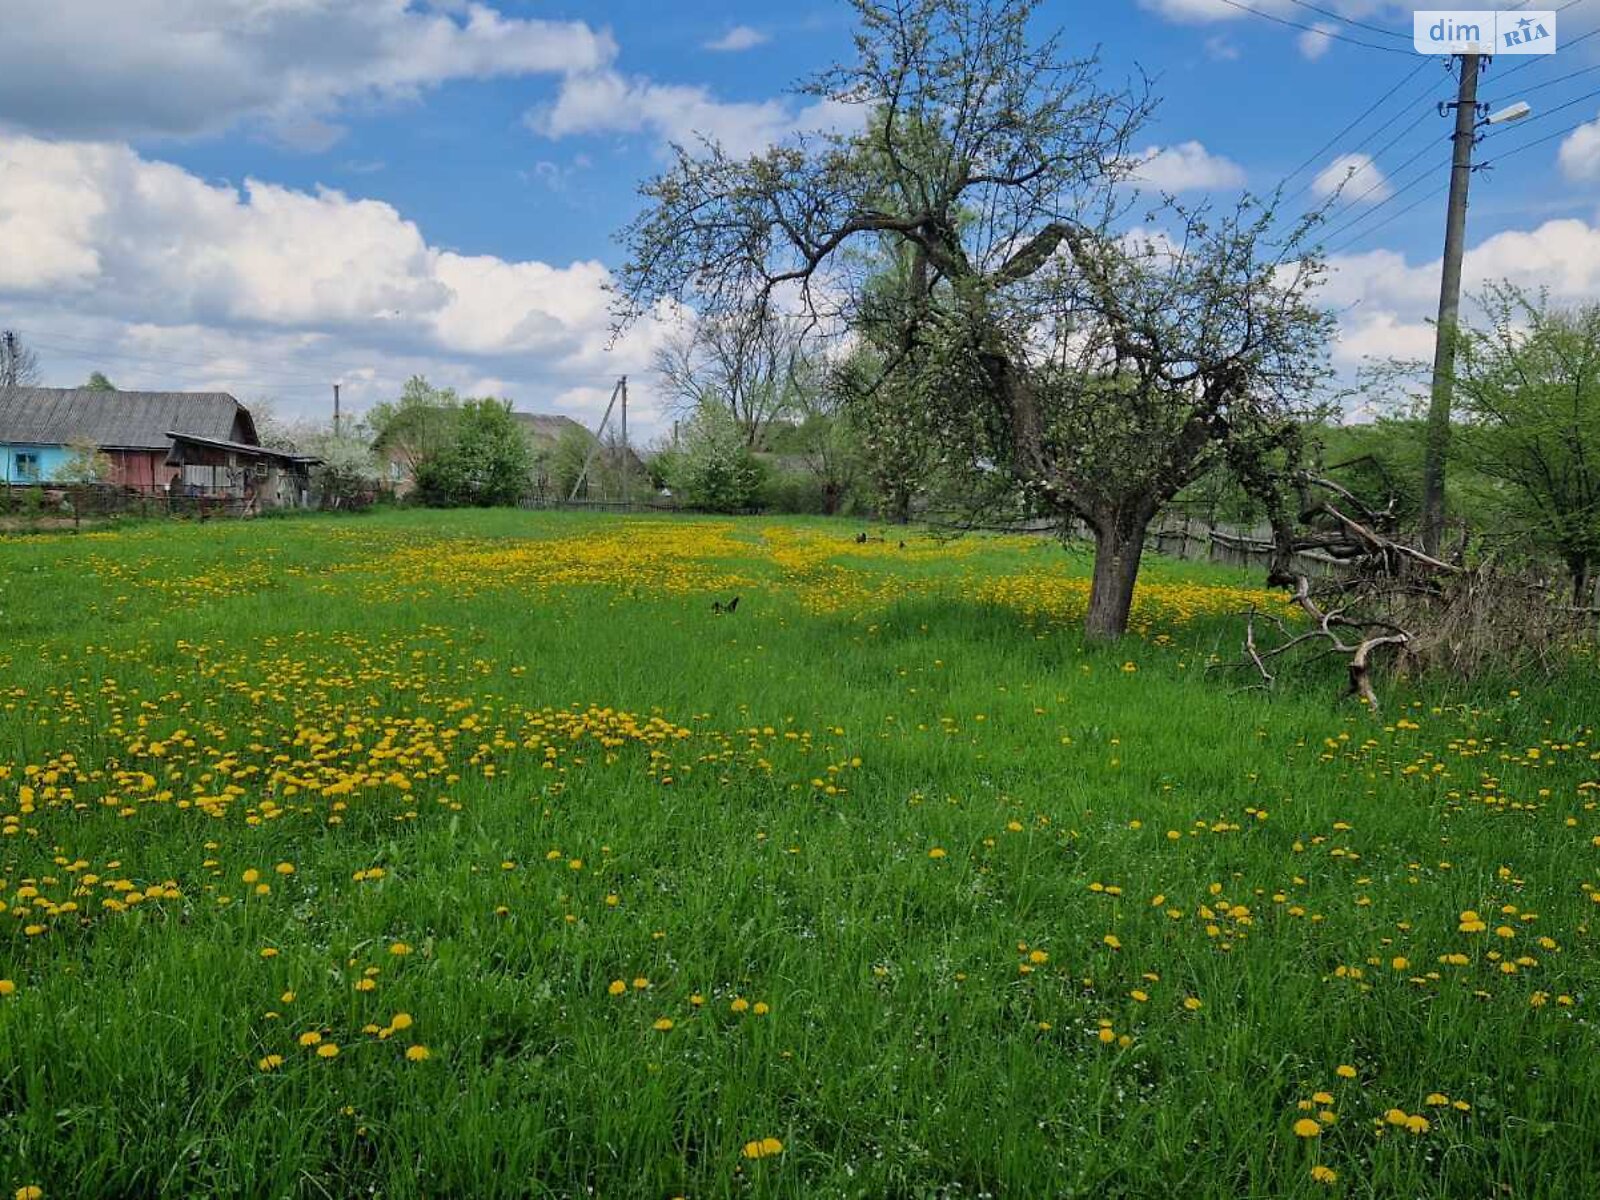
[316,1043,340,1059]
[1183,997,1203,1011]
[653,1018,674,1032]
[731,998,750,1014]
[405,1045,431,1062]
[389,1013,413,1031]
[1293,1118,1322,1138]
[1102,934,1122,950]
[608,979,627,996]
[257,1055,284,1072]
[741,1137,783,1160]
[928,847,947,859]
[298,1031,323,1047]
[15,1187,43,1200]
[1335,1064,1357,1079]
[0,980,16,997]
[1310,1165,1337,1185]
[389,942,412,956]
[753,1002,770,1016]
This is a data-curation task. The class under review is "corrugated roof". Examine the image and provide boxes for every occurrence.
[166,432,319,463]
[0,387,250,450]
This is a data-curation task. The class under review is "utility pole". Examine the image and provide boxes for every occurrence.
[620,375,630,506]
[1420,52,1483,556]
[333,383,342,437]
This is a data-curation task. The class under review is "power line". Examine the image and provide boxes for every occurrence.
[1211,0,1417,54]
[1324,182,1450,256]
[1275,60,1436,194]
[1316,150,1450,246]
[1279,0,1409,40]
[1478,113,1600,167]
[1497,60,1600,98]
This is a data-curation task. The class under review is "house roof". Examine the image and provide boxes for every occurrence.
[0,387,252,451]
[511,412,590,444]
[166,432,320,465]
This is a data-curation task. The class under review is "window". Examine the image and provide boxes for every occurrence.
[14,452,39,482]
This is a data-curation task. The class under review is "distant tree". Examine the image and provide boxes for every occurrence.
[1454,284,1600,602]
[299,430,383,509]
[549,425,594,499]
[56,439,116,529]
[1,331,40,389]
[84,371,117,391]
[414,398,532,507]
[665,399,765,512]
[654,314,812,448]
[368,376,462,478]
[829,346,930,523]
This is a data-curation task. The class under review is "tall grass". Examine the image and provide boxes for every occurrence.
[0,510,1595,1197]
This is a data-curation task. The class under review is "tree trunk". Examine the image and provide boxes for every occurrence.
[1085,519,1149,641]
[1572,559,1594,607]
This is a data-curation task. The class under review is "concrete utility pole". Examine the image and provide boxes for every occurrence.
[1420,53,1482,556]
[333,382,343,437]
[620,375,630,506]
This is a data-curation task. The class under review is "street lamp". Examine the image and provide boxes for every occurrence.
[1483,101,1532,126]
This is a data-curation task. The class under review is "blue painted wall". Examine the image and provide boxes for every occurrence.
[0,444,72,483]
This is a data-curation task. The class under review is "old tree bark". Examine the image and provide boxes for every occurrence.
[614,0,1331,639]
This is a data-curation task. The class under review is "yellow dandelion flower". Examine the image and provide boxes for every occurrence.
[1311,1165,1337,1185]
[405,1045,431,1062]
[741,1137,784,1160]
[1293,1118,1322,1138]
[316,1043,340,1059]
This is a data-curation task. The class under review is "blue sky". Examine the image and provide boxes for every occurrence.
[1,1,1597,435]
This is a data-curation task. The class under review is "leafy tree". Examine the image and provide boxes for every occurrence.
[1454,284,1600,602]
[614,0,1329,638]
[1,331,40,389]
[300,430,383,509]
[665,400,765,512]
[829,346,930,522]
[414,398,532,507]
[368,377,462,479]
[549,425,595,499]
[84,371,117,391]
[56,439,116,529]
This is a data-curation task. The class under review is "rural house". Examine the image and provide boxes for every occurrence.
[0,386,317,509]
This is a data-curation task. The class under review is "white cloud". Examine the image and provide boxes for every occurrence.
[705,26,769,52]
[1298,22,1338,59]
[1313,153,1391,202]
[1559,112,1600,183]
[1204,35,1241,60]
[528,72,862,157]
[0,1,615,145]
[0,134,675,431]
[1130,141,1246,191]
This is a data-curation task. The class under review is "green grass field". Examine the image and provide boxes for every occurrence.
[1,509,1597,1198]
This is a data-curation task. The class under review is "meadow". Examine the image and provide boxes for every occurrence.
[0,509,1596,1198]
